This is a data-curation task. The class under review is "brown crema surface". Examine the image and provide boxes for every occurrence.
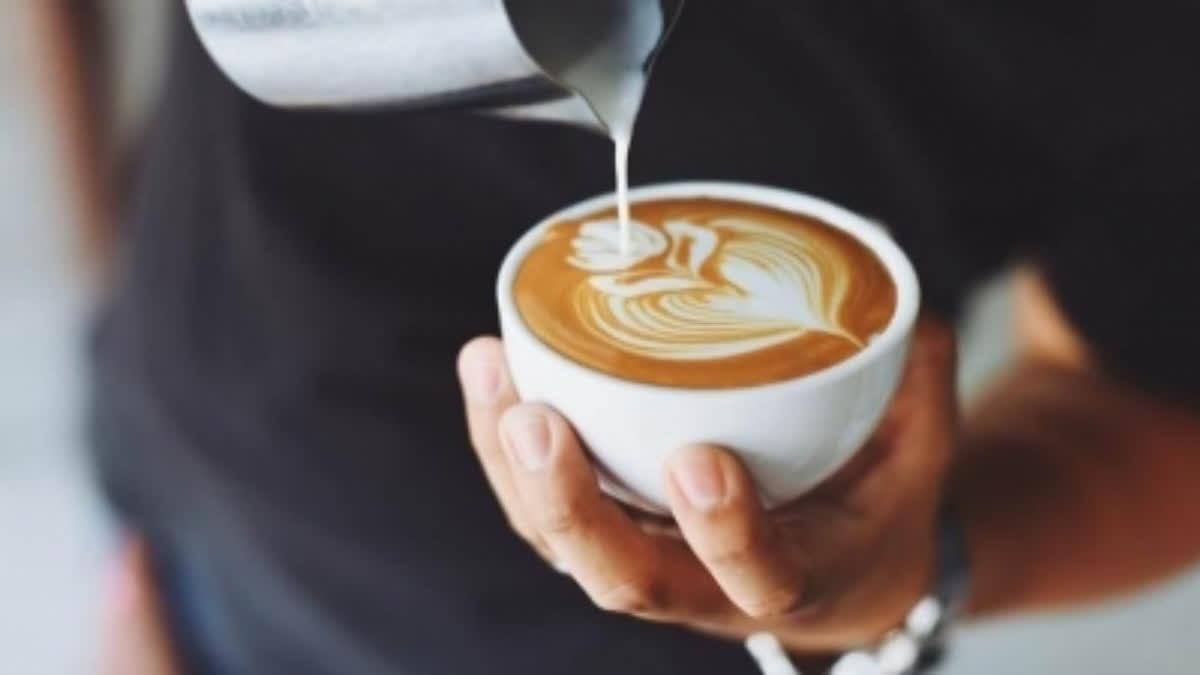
[514,198,897,388]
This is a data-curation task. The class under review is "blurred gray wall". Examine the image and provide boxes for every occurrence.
[0,3,106,673]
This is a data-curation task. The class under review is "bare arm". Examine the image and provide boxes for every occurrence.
[957,268,1200,615]
[30,0,114,269]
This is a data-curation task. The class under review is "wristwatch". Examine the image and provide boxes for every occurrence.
[745,505,972,675]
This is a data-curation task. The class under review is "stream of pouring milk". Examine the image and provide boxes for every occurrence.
[551,3,663,258]
[609,89,638,257]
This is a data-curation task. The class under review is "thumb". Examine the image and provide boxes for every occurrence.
[100,539,180,675]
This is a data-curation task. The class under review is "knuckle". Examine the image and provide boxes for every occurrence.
[506,515,539,544]
[706,527,766,569]
[467,423,499,453]
[535,499,589,538]
[591,577,668,616]
[918,320,957,366]
[739,585,804,620]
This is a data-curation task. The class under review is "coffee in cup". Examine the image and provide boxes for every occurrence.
[514,197,897,388]
[497,182,919,511]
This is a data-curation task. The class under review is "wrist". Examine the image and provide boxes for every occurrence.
[834,504,972,674]
[771,505,970,674]
[769,513,939,656]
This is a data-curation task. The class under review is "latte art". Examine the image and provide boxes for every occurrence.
[571,217,861,360]
[515,198,897,388]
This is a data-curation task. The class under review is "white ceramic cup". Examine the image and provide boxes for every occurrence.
[497,182,920,512]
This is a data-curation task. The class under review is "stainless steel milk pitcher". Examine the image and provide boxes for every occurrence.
[185,0,683,129]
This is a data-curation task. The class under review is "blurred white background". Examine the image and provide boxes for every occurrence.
[0,3,104,674]
[0,3,1197,673]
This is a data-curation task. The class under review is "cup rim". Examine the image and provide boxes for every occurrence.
[497,181,921,396]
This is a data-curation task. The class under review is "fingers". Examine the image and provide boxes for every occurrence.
[458,337,547,554]
[891,318,958,431]
[665,445,808,619]
[458,336,518,461]
[500,404,722,619]
[886,317,959,476]
[101,540,179,675]
[463,338,785,623]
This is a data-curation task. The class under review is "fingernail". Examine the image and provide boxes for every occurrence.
[463,357,503,405]
[671,448,726,512]
[503,408,552,472]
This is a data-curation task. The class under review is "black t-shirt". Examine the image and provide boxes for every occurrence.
[93,3,1200,674]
